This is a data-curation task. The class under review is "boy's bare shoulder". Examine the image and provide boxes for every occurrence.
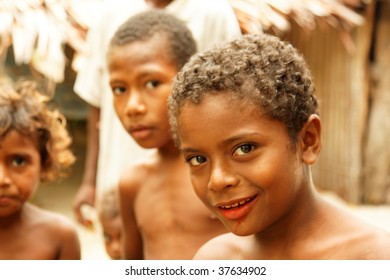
[119,155,158,197]
[350,225,390,259]
[323,201,390,259]
[193,233,250,260]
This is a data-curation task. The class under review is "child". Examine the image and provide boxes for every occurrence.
[168,34,390,259]
[107,10,227,259]
[0,80,81,260]
[72,0,241,228]
[99,188,123,260]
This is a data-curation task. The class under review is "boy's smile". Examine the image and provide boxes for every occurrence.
[215,194,259,220]
[178,93,310,236]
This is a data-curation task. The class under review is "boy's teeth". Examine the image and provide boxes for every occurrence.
[220,197,253,209]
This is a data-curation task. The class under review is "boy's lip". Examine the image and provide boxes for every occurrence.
[214,195,258,220]
[129,125,153,140]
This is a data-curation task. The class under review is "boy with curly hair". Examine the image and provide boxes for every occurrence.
[0,80,80,259]
[168,34,390,259]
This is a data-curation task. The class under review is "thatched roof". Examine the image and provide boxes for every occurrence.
[0,0,367,84]
[0,0,100,83]
[230,0,365,35]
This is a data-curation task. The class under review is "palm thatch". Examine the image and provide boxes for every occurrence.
[230,0,365,35]
[0,0,366,84]
[0,0,99,84]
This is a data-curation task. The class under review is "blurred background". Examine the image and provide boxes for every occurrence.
[1,0,389,259]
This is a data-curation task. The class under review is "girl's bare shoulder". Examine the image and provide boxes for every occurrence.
[26,204,78,235]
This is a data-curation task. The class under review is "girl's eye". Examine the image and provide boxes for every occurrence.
[11,156,27,167]
[111,86,126,96]
[233,144,254,156]
[145,80,160,89]
[187,156,207,166]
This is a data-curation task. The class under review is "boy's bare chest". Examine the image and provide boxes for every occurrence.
[133,172,224,258]
[135,174,221,235]
[134,173,210,230]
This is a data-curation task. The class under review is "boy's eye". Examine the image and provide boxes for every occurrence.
[111,86,126,96]
[104,233,113,242]
[145,80,160,89]
[187,156,207,166]
[11,156,27,167]
[233,144,254,156]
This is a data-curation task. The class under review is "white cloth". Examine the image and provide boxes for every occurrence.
[73,0,241,204]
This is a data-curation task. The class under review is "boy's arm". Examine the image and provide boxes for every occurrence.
[73,105,100,226]
[119,169,144,260]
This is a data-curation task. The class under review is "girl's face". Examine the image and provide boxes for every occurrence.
[177,94,308,236]
[108,37,178,150]
[0,130,41,218]
[100,215,123,260]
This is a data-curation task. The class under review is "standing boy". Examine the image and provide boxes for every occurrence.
[168,34,390,259]
[107,10,227,260]
[72,0,241,227]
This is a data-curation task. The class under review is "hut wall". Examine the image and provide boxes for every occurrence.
[363,1,390,204]
[283,3,375,203]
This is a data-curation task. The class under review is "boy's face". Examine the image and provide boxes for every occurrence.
[100,214,123,260]
[177,94,308,236]
[108,37,178,149]
[0,130,41,217]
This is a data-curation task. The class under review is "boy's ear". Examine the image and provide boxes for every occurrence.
[298,114,321,165]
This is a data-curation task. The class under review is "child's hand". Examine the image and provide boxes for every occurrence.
[73,183,95,227]
[80,204,97,231]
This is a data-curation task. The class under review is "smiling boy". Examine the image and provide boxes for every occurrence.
[168,34,390,259]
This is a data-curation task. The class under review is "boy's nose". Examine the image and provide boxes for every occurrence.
[208,161,239,192]
[0,164,11,187]
[125,92,146,117]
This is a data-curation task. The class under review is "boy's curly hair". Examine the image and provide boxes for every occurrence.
[169,33,319,146]
[0,80,75,182]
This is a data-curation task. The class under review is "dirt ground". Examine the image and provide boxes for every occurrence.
[32,121,390,260]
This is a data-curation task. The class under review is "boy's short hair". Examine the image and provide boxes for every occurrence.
[109,9,197,70]
[169,33,319,145]
[100,187,119,219]
[0,80,75,181]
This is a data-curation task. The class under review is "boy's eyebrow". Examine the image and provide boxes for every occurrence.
[222,132,264,146]
[180,132,264,153]
[180,147,199,154]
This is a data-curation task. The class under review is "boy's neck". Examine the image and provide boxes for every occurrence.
[157,139,181,160]
[255,185,323,247]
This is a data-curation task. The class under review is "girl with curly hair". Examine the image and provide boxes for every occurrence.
[0,80,80,259]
